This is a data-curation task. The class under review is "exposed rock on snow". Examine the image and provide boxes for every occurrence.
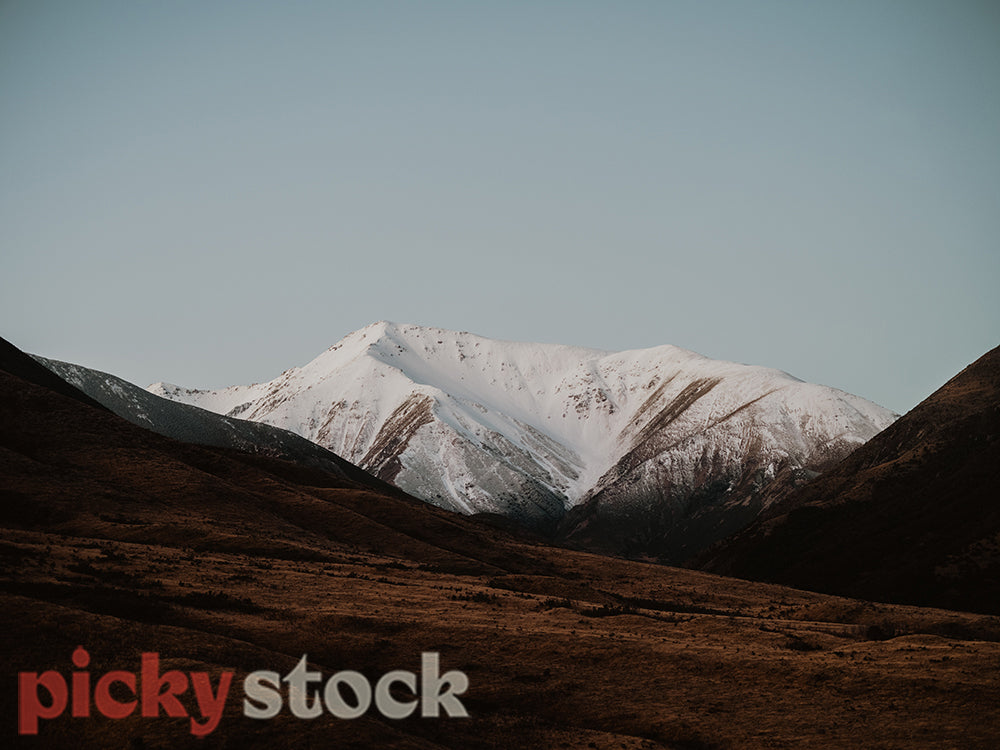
[148,322,896,550]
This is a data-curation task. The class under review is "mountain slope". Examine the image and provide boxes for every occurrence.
[35,355,387,485]
[0,337,109,413]
[150,322,896,552]
[699,345,1000,614]
[0,336,551,576]
[3,335,1000,749]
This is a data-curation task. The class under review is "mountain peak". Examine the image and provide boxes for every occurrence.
[151,325,897,557]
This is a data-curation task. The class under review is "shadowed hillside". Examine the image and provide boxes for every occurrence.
[3,337,999,748]
[699,346,1000,615]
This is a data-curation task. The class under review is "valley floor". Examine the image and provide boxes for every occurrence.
[3,527,999,749]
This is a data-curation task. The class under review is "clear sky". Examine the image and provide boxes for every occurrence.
[2,1,997,414]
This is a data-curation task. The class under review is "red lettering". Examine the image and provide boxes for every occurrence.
[94,671,137,719]
[189,671,233,736]
[18,671,68,735]
[140,653,188,718]
[17,648,236,735]
[71,646,91,717]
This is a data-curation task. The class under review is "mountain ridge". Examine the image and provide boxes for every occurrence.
[34,354,396,489]
[150,322,896,558]
[5,333,1000,748]
[698,344,1000,614]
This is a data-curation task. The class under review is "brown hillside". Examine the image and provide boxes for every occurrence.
[3,342,1000,748]
[699,346,1000,615]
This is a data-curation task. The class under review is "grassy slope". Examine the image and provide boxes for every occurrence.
[2,353,1000,748]
[699,347,1000,615]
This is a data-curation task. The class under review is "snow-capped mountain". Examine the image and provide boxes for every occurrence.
[149,322,896,555]
[34,356,374,483]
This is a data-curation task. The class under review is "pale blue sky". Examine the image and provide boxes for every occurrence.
[2,1,997,414]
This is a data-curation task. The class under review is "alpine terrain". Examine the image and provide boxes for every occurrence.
[148,322,896,559]
[699,344,1000,614]
[5,332,999,749]
[35,355,387,486]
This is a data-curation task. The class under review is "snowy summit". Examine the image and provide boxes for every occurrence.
[150,322,896,551]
